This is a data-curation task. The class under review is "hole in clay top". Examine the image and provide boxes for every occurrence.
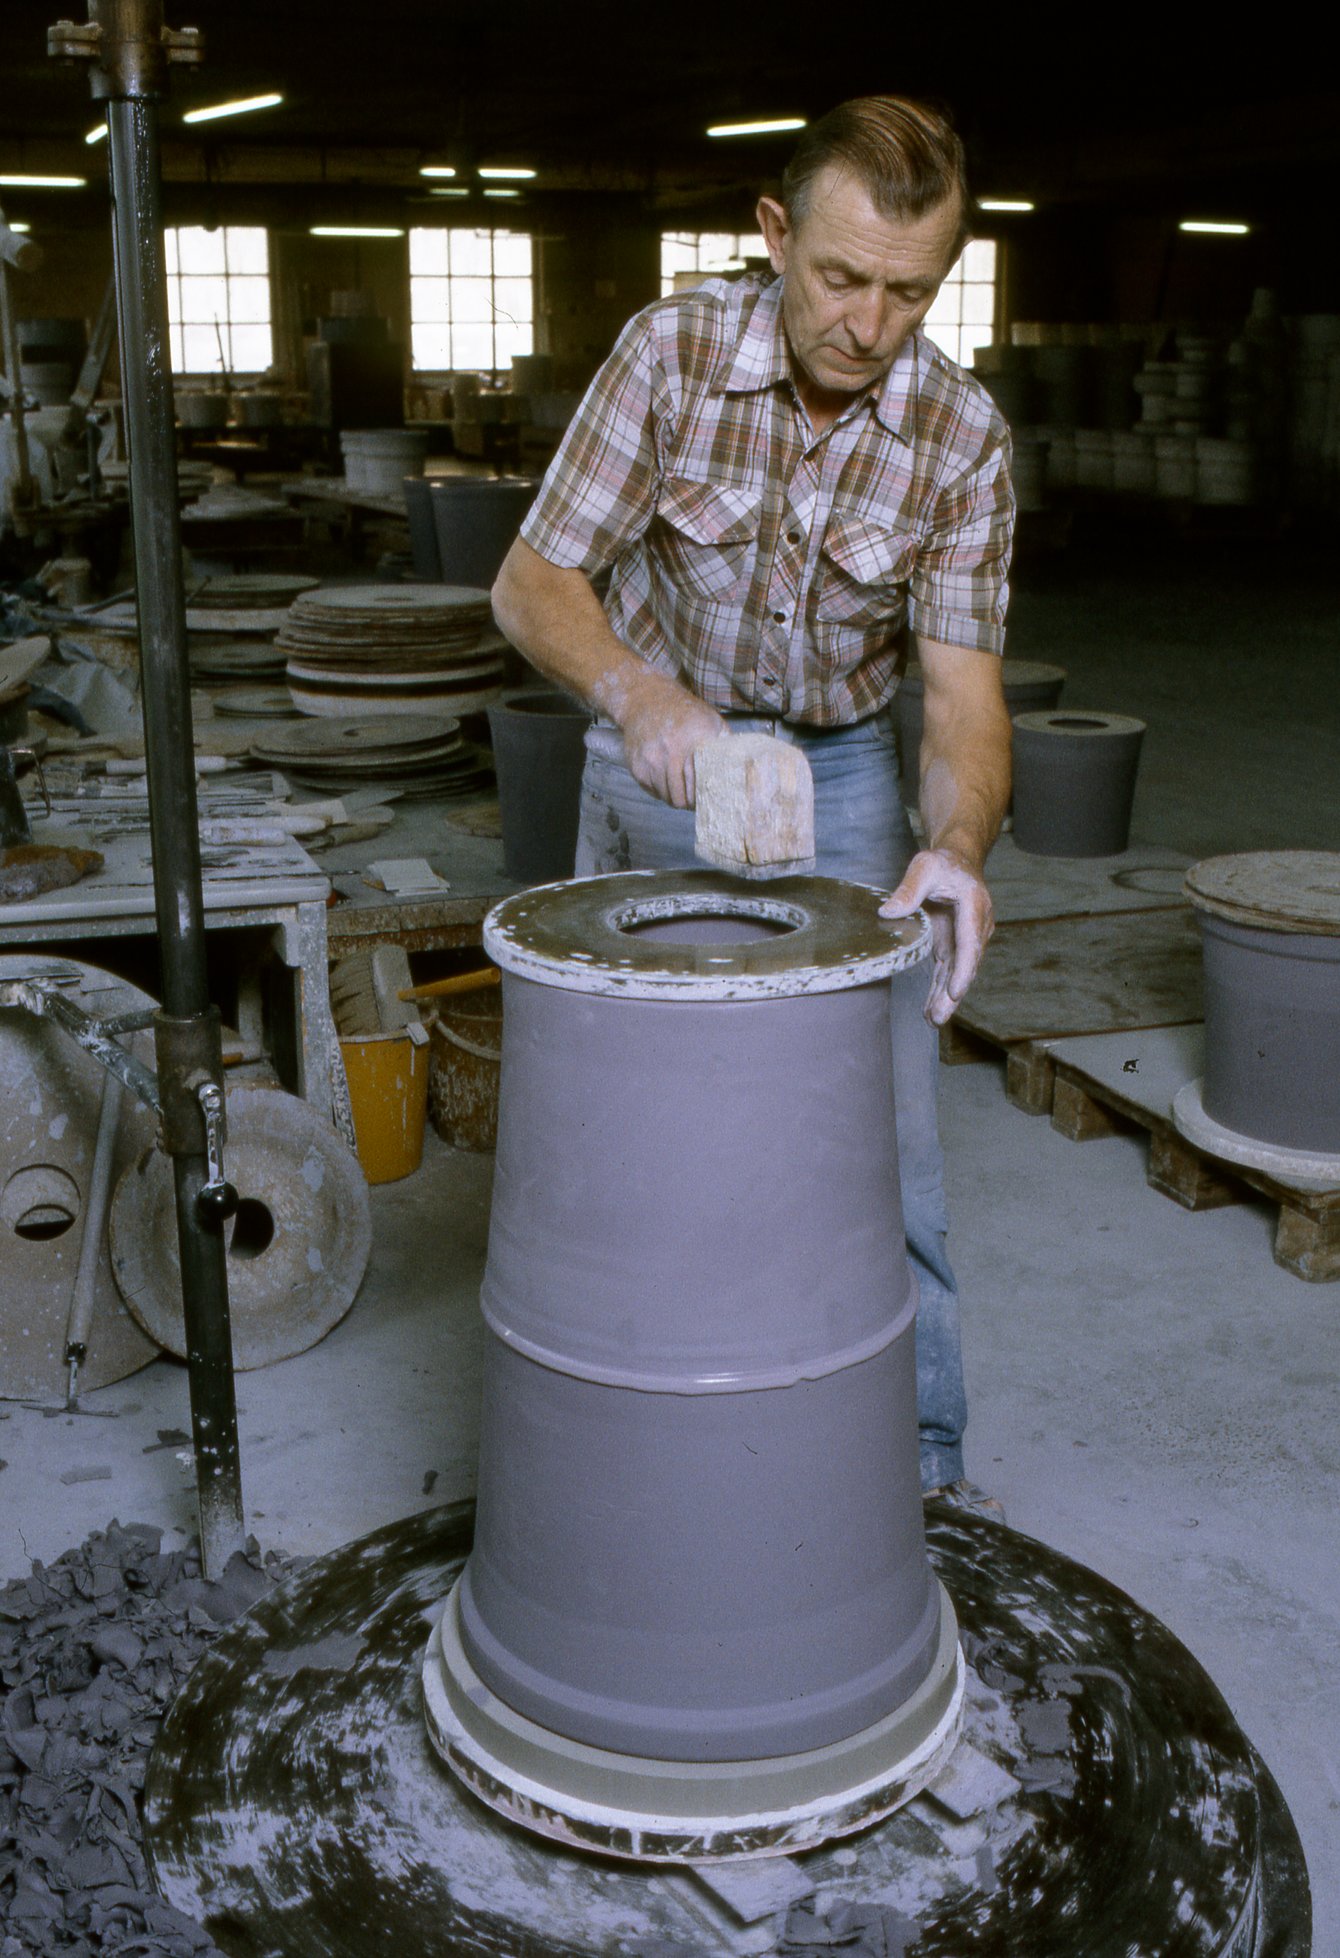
[1047,716,1111,729]
[613,896,803,946]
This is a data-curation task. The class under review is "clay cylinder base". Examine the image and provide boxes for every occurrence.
[422,1579,964,1862]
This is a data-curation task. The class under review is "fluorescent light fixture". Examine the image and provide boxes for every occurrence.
[309,225,405,237]
[978,198,1034,213]
[85,123,107,145]
[419,165,457,178]
[430,188,470,198]
[1179,219,1249,235]
[478,166,536,180]
[483,188,521,199]
[0,174,86,188]
[7,220,31,232]
[183,91,283,125]
[706,117,806,138]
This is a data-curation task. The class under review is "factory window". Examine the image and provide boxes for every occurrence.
[408,229,533,372]
[920,239,998,369]
[660,232,770,294]
[164,226,273,374]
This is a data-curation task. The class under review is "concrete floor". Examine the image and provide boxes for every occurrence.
[2,525,1335,1949]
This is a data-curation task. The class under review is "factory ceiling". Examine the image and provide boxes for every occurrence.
[1,1,1333,226]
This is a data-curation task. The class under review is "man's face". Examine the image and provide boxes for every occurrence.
[758,166,962,400]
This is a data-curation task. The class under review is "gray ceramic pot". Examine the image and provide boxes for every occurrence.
[486,688,591,884]
[402,475,442,581]
[429,476,537,588]
[1011,709,1145,857]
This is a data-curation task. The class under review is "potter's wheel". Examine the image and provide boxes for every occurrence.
[141,1504,1309,1957]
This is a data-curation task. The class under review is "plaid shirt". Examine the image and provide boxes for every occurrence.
[521,271,1014,727]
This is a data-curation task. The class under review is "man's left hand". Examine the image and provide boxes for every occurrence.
[879,848,995,1026]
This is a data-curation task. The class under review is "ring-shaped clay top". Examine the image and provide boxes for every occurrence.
[483,870,930,1000]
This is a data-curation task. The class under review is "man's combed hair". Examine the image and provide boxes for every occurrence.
[782,96,969,243]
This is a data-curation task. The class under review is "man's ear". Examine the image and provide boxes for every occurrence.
[755,195,790,275]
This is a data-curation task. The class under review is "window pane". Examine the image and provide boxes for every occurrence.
[164,232,179,274]
[661,240,696,274]
[960,283,996,327]
[962,238,996,281]
[177,275,230,325]
[450,278,493,324]
[492,276,532,326]
[493,320,533,365]
[412,322,453,368]
[492,231,531,276]
[960,324,995,363]
[409,229,448,276]
[450,230,492,275]
[177,227,227,274]
[452,322,494,369]
[410,276,451,324]
[228,323,272,370]
[227,276,271,324]
[223,227,267,274]
[168,324,184,371]
[736,232,769,261]
[923,290,963,329]
[181,323,223,371]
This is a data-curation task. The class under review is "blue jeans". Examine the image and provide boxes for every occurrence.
[573,710,967,1491]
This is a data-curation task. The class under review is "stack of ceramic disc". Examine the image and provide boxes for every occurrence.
[249,714,493,799]
[276,584,509,719]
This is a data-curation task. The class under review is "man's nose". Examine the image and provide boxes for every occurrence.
[845,291,891,352]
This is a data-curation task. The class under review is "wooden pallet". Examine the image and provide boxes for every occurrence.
[1011,1026,1337,1283]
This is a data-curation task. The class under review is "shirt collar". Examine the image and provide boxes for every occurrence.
[714,274,919,446]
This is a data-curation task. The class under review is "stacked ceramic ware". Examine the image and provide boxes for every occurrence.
[249,714,492,799]
[276,583,509,718]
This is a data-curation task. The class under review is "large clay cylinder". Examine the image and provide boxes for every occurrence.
[425,871,964,1860]
[1012,709,1146,857]
[1184,852,1340,1155]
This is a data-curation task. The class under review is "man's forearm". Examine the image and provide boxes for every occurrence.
[491,537,726,807]
[916,641,1012,875]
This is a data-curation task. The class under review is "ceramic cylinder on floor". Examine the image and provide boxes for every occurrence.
[1011,709,1146,857]
[423,872,963,1860]
[1185,852,1340,1154]
[486,688,591,883]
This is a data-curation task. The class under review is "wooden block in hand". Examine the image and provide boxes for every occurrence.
[693,734,816,879]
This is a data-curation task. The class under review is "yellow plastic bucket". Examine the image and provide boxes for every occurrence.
[340,1030,429,1184]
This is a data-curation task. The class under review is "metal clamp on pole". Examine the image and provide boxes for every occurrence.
[195,1080,240,1230]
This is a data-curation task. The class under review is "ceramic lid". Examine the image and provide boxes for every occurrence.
[1185,850,1340,936]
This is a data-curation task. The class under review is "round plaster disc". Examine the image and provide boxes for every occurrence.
[1184,850,1340,937]
[109,1087,371,1368]
[285,583,491,620]
[141,1504,1309,1958]
[191,574,320,611]
[0,955,161,1403]
[250,715,462,763]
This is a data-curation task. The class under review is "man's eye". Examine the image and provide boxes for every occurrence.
[824,274,850,292]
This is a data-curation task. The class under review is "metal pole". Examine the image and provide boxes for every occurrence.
[50,0,244,1573]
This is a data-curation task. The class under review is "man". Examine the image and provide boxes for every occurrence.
[492,95,1014,1509]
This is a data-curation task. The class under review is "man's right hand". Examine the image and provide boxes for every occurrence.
[597,665,728,809]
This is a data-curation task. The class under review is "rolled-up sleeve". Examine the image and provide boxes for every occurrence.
[520,311,669,575]
[907,423,1014,655]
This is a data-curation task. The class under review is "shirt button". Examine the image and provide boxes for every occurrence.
[787,528,802,545]
[772,609,787,624]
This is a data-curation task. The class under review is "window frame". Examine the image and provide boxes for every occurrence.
[408,226,535,374]
[164,225,273,377]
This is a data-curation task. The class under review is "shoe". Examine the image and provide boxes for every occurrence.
[924,1478,1007,1524]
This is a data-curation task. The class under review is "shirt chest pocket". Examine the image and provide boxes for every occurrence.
[653,476,762,603]
[814,514,918,627]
